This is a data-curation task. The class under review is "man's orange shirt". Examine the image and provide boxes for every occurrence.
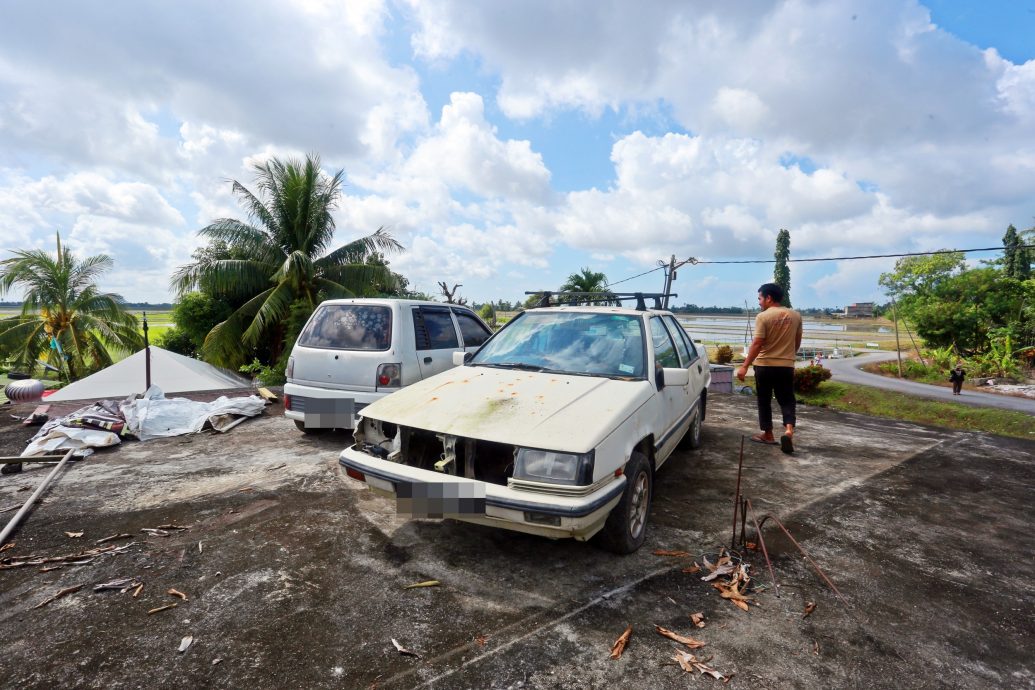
[753,306,802,367]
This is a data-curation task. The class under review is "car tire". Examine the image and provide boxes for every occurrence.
[681,404,703,449]
[294,420,329,435]
[596,451,652,554]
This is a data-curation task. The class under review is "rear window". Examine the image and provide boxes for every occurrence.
[297,305,392,351]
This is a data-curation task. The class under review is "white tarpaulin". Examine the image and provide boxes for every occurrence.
[121,386,267,441]
[47,347,250,402]
[20,386,266,456]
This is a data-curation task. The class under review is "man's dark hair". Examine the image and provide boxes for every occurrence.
[758,283,784,303]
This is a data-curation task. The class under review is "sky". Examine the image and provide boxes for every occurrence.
[1,0,1033,309]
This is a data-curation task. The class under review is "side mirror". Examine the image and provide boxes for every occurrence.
[452,351,472,366]
[662,367,690,387]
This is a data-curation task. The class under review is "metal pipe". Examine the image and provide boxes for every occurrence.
[142,311,152,392]
[757,513,850,608]
[0,449,75,547]
[745,498,780,597]
[731,436,745,550]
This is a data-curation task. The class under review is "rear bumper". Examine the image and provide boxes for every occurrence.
[339,445,625,540]
[284,383,389,429]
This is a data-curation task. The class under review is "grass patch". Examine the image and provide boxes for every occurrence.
[796,381,1034,440]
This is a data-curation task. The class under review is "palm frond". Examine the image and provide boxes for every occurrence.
[317,228,402,268]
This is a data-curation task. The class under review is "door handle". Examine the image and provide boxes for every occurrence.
[424,357,432,364]
[697,364,702,373]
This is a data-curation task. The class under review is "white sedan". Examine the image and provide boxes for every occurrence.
[339,305,710,553]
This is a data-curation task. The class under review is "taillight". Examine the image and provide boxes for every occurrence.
[283,393,291,410]
[286,356,294,379]
[376,363,401,388]
[345,467,366,482]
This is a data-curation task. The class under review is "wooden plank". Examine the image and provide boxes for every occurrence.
[21,405,49,426]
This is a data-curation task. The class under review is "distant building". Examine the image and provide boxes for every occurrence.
[844,302,874,318]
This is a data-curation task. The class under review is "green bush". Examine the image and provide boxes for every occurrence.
[239,358,286,386]
[794,365,832,393]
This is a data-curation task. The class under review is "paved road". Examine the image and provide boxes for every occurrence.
[819,351,1035,414]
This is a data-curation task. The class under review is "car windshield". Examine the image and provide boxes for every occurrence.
[471,311,646,379]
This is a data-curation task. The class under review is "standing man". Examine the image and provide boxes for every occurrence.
[736,283,803,454]
[949,362,966,395]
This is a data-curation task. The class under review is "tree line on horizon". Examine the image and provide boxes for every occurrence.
[1,155,1031,383]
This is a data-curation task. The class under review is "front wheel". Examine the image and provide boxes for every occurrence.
[596,451,652,554]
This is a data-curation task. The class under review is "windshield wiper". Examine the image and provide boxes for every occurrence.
[480,362,545,371]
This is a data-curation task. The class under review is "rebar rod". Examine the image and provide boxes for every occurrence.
[757,513,850,608]
[731,436,745,550]
[744,499,780,597]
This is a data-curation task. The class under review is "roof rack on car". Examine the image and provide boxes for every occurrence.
[524,291,677,311]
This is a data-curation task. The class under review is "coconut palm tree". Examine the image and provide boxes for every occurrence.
[171,154,403,367]
[559,267,617,305]
[0,233,143,381]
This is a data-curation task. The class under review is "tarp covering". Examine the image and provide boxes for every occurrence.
[21,387,266,457]
[47,347,250,402]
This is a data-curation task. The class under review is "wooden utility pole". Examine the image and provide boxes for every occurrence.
[142,312,152,391]
[890,298,903,378]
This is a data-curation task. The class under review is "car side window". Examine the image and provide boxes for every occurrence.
[413,307,459,350]
[454,309,492,347]
[677,326,701,361]
[663,316,693,367]
[649,317,680,368]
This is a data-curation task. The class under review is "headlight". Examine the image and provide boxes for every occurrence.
[513,448,594,485]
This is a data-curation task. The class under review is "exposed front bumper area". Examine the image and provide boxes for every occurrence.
[339,445,626,540]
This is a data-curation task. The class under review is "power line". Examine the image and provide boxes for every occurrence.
[691,245,1033,265]
[601,244,1033,292]
[603,264,667,287]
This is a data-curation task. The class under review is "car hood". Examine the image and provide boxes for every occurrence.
[359,365,653,453]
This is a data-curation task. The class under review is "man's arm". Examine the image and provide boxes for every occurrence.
[736,337,765,381]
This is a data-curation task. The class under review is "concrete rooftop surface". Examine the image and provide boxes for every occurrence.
[0,393,1032,689]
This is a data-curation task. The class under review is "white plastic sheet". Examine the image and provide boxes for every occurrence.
[121,386,266,441]
[21,426,119,458]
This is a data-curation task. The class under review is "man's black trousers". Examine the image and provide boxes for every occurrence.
[753,365,796,431]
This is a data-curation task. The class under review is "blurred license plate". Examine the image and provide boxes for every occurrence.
[395,480,486,517]
[304,398,354,428]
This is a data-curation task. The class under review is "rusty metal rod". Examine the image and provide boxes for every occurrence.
[731,436,745,550]
[757,513,850,608]
[739,497,747,546]
[0,449,75,546]
[745,498,780,597]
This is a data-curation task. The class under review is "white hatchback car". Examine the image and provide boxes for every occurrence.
[339,302,710,553]
[284,299,493,434]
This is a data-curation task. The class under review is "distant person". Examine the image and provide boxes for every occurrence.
[736,283,803,454]
[949,362,966,395]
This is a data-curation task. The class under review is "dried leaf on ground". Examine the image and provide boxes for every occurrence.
[94,577,139,592]
[803,601,816,618]
[701,564,736,581]
[655,625,706,649]
[745,541,758,551]
[64,532,84,538]
[690,612,706,628]
[132,583,144,598]
[609,625,632,660]
[95,533,133,545]
[653,549,691,557]
[2,543,135,570]
[32,584,83,609]
[168,588,188,601]
[475,635,488,647]
[403,580,440,589]
[178,636,193,653]
[391,638,420,658]
[147,603,178,615]
[682,563,701,574]
[157,524,191,531]
[671,650,733,682]
[0,542,14,552]
[141,528,170,537]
